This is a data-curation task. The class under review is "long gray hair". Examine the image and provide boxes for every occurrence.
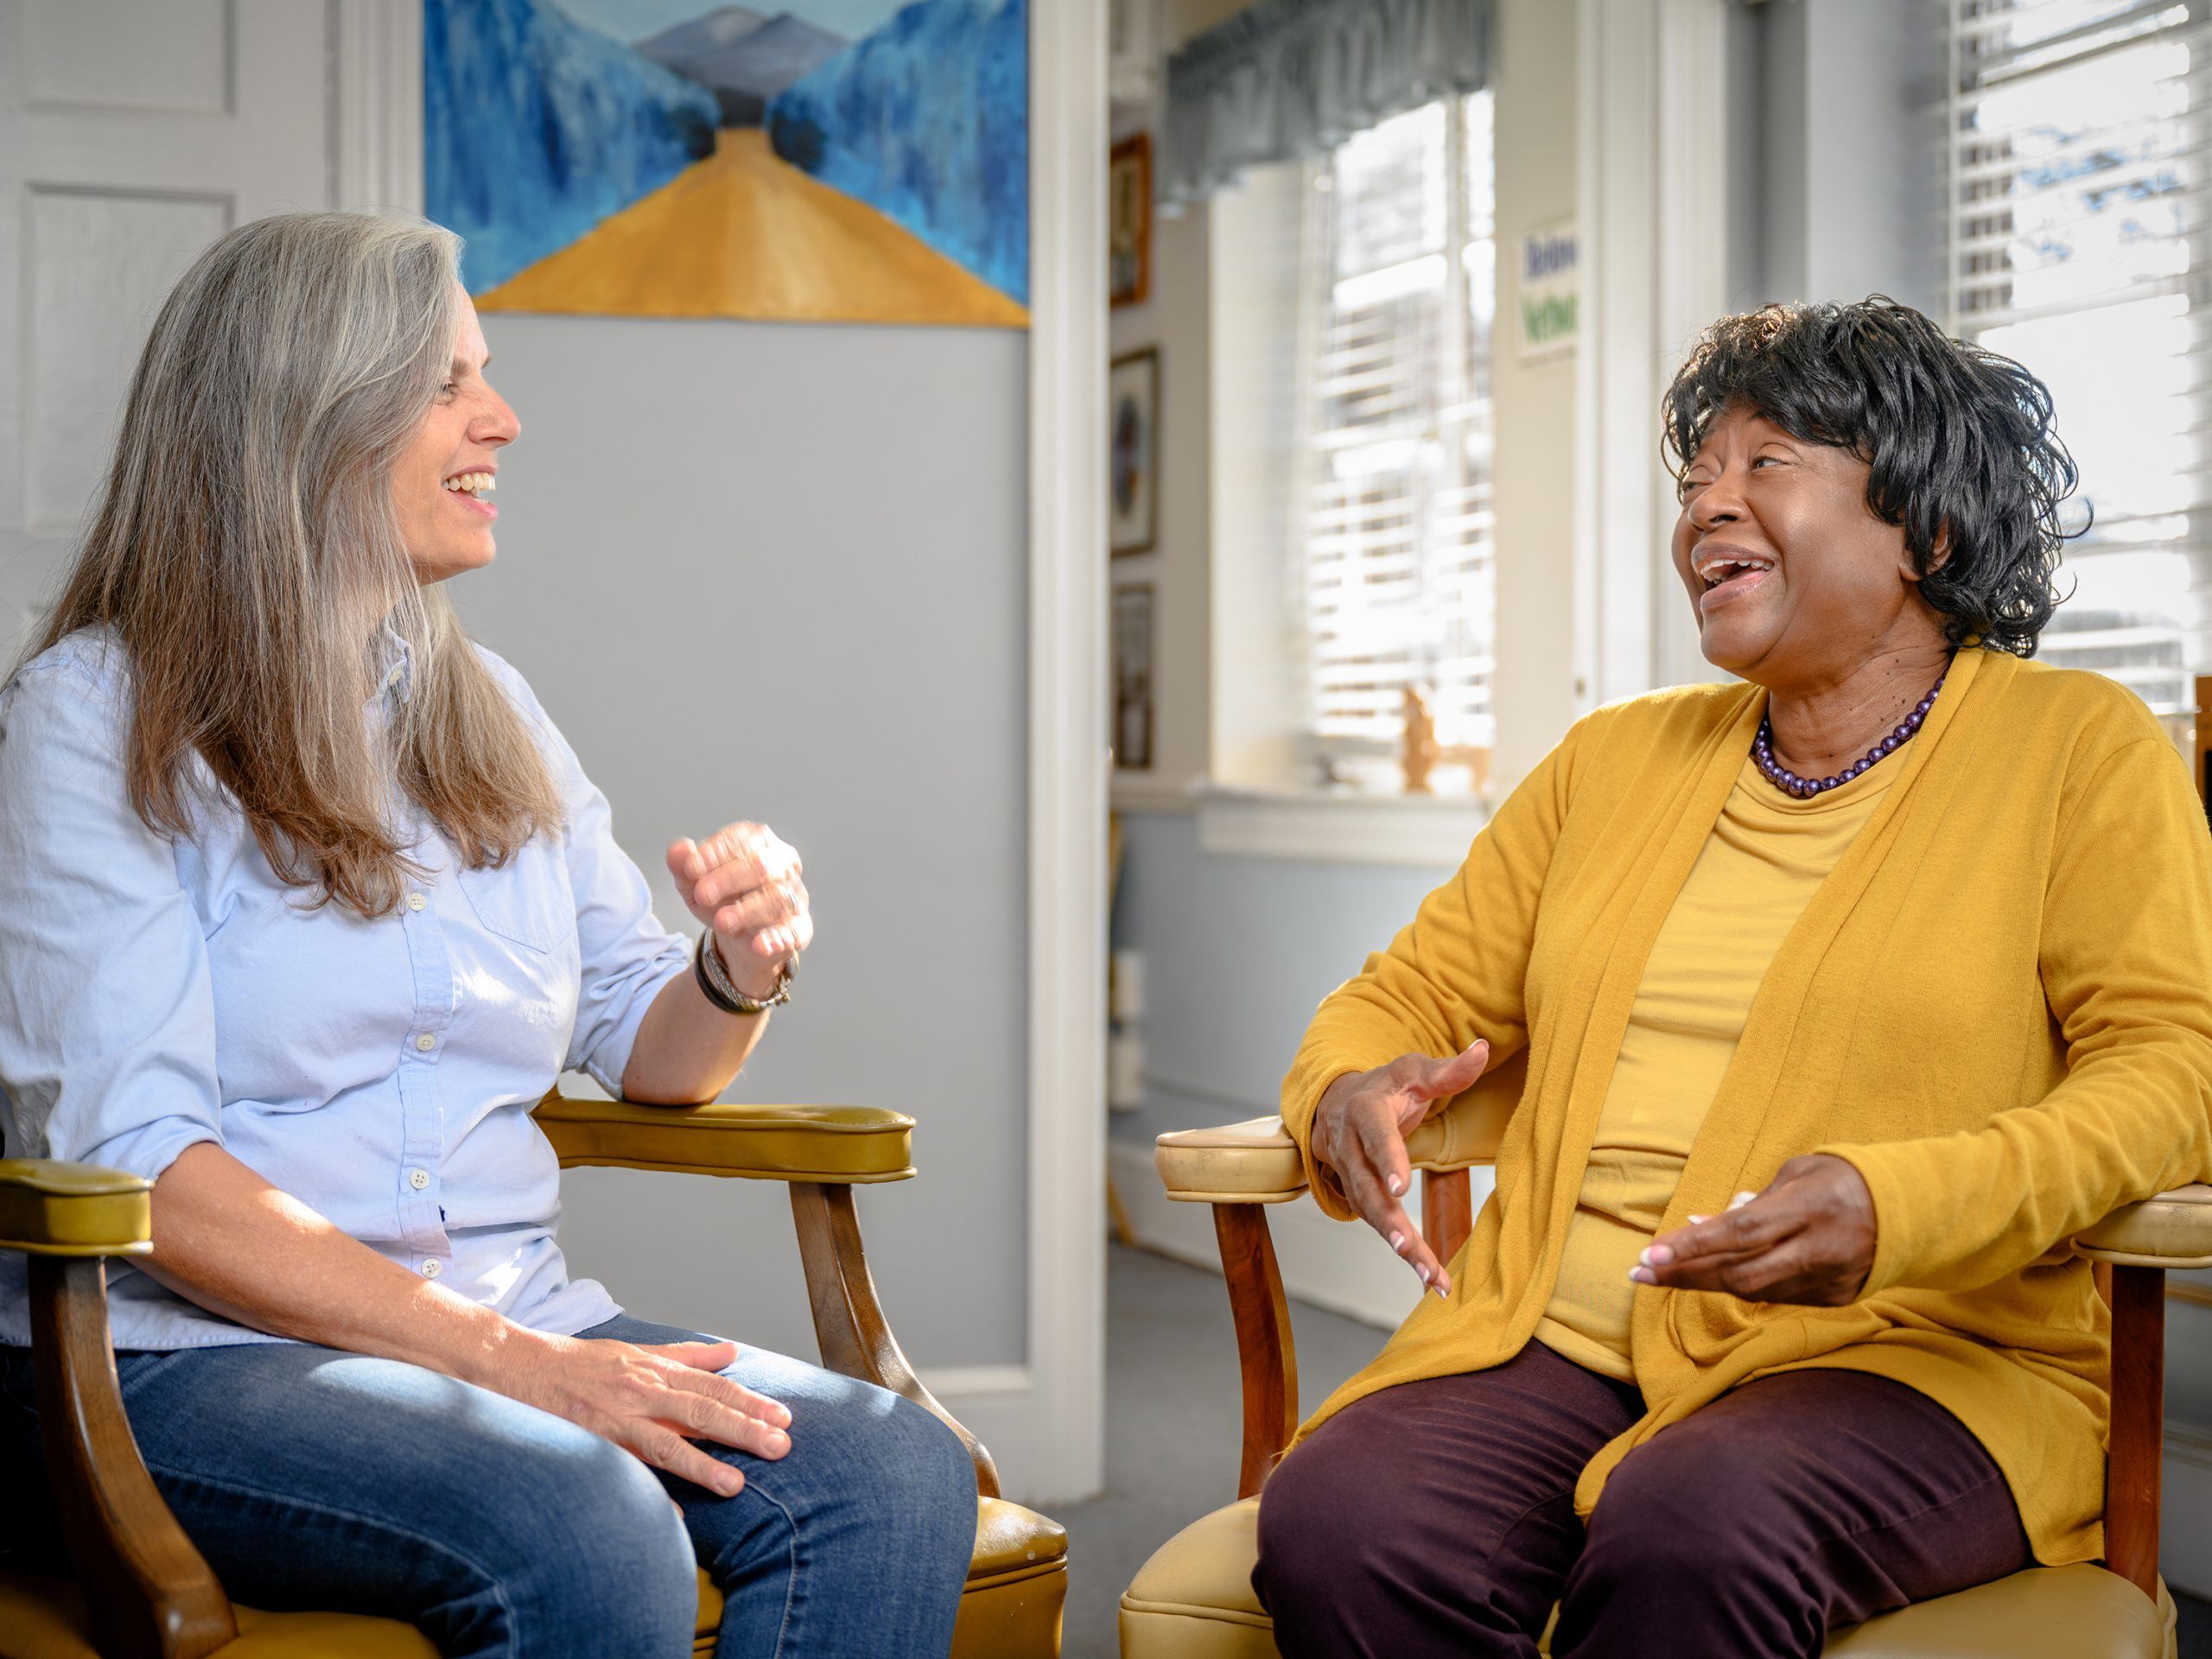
[27,212,562,918]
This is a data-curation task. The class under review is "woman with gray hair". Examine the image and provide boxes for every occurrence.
[0,213,975,1657]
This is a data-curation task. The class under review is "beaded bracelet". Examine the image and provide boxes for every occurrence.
[693,930,795,1016]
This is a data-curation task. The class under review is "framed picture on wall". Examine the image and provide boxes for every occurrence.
[1113,582,1155,771]
[1109,132,1153,308]
[425,0,1033,328]
[1109,347,1159,556]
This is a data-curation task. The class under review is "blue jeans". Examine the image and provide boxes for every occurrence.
[0,1313,975,1657]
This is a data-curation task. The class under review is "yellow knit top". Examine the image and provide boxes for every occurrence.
[1280,649,2212,1567]
[1535,753,1895,1379]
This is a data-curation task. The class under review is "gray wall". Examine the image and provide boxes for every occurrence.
[1110,815,1449,1146]
[459,313,1029,1370]
[1738,0,1945,315]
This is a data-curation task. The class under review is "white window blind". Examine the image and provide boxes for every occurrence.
[1947,0,2211,714]
[1294,92,1497,753]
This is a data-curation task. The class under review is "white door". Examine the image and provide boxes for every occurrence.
[0,0,408,658]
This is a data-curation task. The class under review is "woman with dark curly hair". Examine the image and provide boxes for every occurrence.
[1250,297,2212,1656]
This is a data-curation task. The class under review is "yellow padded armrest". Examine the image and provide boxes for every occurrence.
[1154,1102,1505,1205]
[0,1160,152,1256]
[2074,1184,2212,1269]
[531,1093,916,1183]
[1154,1117,1305,1204]
[1157,1050,1526,1204]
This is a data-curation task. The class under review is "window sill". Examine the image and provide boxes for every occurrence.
[1109,772,1205,815]
[1192,783,1488,868]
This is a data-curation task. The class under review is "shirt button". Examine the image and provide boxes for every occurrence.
[408,1168,431,1191]
[407,892,427,912]
[414,1033,435,1052]
[420,1259,442,1279]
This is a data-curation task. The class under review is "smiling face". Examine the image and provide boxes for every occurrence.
[1671,404,1946,690]
[395,288,518,587]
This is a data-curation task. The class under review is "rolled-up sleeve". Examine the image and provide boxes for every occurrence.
[0,654,225,1179]
[559,755,691,1096]
[477,650,690,1097]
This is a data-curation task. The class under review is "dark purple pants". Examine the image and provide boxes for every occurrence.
[1252,1342,2031,1659]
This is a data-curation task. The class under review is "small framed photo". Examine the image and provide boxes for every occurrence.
[1109,347,1159,556]
[1113,582,1155,771]
[1109,133,1153,308]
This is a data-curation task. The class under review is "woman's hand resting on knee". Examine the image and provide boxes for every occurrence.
[1310,1040,1491,1298]
[141,1147,791,1501]
[478,1331,792,1497]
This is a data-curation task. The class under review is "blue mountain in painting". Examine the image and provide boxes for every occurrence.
[638,10,846,128]
[425,0,719,293]
[632,3,768,62]
[766,0,1027,306]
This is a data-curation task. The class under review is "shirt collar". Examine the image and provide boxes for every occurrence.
[372,626,415,708]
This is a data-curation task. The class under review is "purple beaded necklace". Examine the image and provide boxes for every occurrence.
[1751,659,1951,800]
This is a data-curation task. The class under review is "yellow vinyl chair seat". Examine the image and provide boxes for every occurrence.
[1116,1498,2178,1659]
[1,1496,1065,1659]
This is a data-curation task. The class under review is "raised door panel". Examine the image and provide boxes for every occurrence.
[0,0,334,651]
[24,189,233,529]
[23,0,233,116]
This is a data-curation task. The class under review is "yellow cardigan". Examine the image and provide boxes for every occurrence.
[1281,647,2212,1567]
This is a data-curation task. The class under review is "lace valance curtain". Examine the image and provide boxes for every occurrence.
[1160,0,1495,209]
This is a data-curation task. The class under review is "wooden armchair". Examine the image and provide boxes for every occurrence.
[0,1090,1066,1659]
[1119,1084,2209,1659]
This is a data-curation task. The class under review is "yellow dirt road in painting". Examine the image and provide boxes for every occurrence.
[478,129,1027,327]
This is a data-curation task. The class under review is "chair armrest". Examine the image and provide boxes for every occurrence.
[528,1093,995,1492]
[532,1091,916,1183]
[3,1160,238,1655]
[1154,1117,1306,1204]
[0,1159,152,1257]
[2077,1192,2209,1599]
[1154,1110,1504,1501]
[2073,1185,2212,1269]
[1157,1050,1527,1204]
[1154,1108,1500,1205]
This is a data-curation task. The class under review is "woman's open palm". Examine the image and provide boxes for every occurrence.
[1310,1040,1491,1298]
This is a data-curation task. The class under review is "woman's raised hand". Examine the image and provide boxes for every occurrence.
[482,1331,792,1497]
[668,823,813,999]
[1309,1040,1491,1299]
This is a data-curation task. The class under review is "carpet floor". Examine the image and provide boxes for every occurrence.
[1057,1243,2212,1659]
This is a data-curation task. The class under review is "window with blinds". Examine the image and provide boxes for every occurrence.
[1948,0,2209,715]
[1294,92,1497,756]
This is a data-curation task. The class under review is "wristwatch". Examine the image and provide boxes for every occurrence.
[694,930,796,1016]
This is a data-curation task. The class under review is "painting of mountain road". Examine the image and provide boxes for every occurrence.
[423,0,1028,327]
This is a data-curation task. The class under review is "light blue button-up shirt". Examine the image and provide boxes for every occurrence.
[0,628,693,1350]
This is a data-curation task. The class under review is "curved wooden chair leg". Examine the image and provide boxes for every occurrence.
[788,1180,1001,1497]
[1421,1166,1473,1268]
[1211,1204,1298,1499]
[2103,1262,2164,1599]
[29,1256,237,1659]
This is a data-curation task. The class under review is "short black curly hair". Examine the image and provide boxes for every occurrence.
[1661,297,2081,657]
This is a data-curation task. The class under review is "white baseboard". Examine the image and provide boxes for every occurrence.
[2164,1420,2212,1599]
[916,1363,1044,1506]
[1108,1139,1487,1332]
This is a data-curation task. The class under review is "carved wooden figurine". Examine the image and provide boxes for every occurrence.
[1400,684,1493,797]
